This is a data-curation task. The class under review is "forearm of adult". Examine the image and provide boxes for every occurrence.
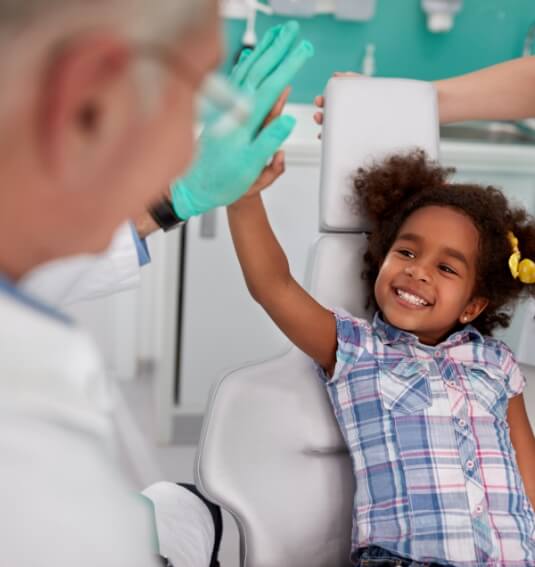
[134,184,184,239]
[435,57,535,123]
[227,195,292,305]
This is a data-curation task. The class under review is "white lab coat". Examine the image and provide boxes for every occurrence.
[19,223,142,306]
[4,224,216,567]
[0,287,160,567]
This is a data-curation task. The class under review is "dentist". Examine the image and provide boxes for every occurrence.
[0,2,312,567]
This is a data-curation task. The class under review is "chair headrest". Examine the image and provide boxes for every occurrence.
[319,77,440,233]
[305,233,372,319]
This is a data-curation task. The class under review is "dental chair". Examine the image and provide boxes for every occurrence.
[195,78,440,567]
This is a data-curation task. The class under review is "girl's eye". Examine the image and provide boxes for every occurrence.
[397,249,415,258]
[439,264,457,275]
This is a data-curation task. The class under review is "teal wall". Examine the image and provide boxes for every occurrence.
[223,0,535,103]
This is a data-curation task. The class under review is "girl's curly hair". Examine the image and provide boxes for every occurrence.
[352,149,535,336]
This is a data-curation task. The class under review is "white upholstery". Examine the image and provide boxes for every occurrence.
[196,78,440,567]
[195,348,354,567]
[306,234,371,316]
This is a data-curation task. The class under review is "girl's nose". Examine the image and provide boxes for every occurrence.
[404,264,431,283]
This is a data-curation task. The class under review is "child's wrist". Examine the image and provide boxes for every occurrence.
[228,194,261,213]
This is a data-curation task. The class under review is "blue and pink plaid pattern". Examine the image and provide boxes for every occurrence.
[318,309,535,566]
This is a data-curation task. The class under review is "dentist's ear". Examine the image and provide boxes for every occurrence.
[38,35,137,189]
[460,296,489,324]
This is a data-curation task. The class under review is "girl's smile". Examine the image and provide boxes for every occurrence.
[391,284,434,308]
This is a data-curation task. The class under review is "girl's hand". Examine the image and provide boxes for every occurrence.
[233,87,292,203]
[313,72,360,138]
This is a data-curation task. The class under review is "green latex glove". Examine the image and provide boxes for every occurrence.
[171,21,314,219]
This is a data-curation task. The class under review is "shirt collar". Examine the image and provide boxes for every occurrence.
[372,311,483,348]
[0,273,72,326]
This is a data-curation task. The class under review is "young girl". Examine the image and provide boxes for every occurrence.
[228,149,535,566]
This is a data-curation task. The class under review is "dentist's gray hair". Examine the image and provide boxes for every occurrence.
[0,0,212,41]
[0,0,215,118]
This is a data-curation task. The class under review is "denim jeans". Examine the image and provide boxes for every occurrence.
[352,546,450,566]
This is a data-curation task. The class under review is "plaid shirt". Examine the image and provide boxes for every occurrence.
[319,309,535,566]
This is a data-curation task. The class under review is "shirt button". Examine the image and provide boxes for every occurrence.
[458,419,466,427]
[466,460,475,470]
[475,504,484,515]
[448,379,456,388]
[434,350,442,358]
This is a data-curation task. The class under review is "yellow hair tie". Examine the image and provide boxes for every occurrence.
[507,231,535,284]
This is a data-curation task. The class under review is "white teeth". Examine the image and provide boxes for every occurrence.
[396,289,429,306]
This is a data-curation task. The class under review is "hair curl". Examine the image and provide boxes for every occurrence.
[352,149,535,336]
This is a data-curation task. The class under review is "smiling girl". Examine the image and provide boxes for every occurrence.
[228,149,535,566]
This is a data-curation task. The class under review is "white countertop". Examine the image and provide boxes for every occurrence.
[284,104,535,174]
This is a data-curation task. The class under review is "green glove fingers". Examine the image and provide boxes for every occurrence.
[248,39,314,133]
[170,24,312,220]
[230,22,313,134]
[230,24,283,86]
[241,21,301,91]
[236,47,253,67]
[249,115,296,171]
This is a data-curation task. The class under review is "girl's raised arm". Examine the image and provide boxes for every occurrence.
[228,193,337,375]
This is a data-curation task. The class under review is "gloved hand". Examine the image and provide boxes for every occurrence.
[171,21,314,219]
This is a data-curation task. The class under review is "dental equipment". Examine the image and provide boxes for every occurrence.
[421,0,462,33]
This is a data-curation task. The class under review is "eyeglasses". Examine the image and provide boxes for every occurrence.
[135,43,252,137]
